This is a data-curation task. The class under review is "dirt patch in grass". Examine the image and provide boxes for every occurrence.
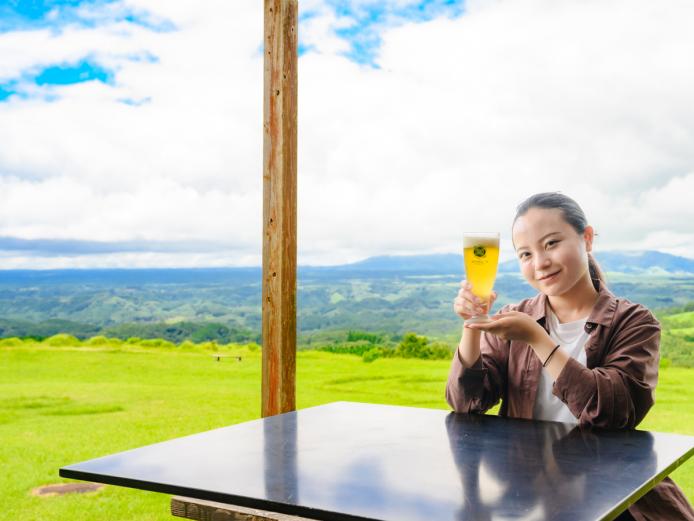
[32,483,104,496]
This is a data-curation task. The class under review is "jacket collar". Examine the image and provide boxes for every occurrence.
[586,281,618,327]
[524,280,617,328]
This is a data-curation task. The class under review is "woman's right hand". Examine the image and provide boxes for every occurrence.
[453,280,497,320]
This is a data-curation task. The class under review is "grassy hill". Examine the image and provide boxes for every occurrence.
[660,310,694,330]
[658,309,694,367]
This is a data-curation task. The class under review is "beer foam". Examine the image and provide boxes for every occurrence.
[463,235,499,248]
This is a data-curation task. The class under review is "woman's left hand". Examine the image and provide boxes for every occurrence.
[465,310,547,345]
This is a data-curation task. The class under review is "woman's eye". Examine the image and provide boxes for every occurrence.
[519,252,530,259]
[546,240,559,248]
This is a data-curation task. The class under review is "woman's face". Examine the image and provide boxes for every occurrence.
[512,207,593,297]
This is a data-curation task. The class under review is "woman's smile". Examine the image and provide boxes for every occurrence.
[537,270,561,283]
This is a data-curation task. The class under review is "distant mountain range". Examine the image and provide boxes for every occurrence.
[0,250,692,343]
[0,251,692,284]
[323,250,694,275]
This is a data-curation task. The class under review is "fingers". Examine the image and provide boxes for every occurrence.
[455,280,499,320]
[465,320,507,341]
[465,321,496,332]
[457,280,485,309]
[454,295,486,318]
[453,296,482,319]
[453,296,469,319]
[467,314,510,331]
[464,322,483,329]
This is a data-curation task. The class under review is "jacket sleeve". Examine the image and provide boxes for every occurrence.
[445,324,510,414]
[552,306,660,429]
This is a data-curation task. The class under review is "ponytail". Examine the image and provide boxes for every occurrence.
[587,253,606,290]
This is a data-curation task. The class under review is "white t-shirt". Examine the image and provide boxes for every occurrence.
[532,307,590,424]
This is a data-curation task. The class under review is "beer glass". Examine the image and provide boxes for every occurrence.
[463,232,500,323]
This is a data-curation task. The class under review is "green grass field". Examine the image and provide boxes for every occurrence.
[1,344,692,520]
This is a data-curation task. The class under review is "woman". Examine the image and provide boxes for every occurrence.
[446,192,694,520]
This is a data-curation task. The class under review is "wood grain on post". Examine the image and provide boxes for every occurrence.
[262,0,298,418]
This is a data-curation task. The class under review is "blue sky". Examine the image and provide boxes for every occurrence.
[0,0,92,29]
[0,0,173,32]
[0,59,112,101]
[0,0,465,102]
[1,0,693,268]
[0,0,172,101]
[307,0,464,64]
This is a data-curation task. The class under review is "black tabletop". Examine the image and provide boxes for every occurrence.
[60,402,694,521]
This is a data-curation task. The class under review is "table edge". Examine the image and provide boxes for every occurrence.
[597,445,694,521]
[58,467,381,521]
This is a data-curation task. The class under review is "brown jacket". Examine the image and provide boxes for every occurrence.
[446,282,694,520]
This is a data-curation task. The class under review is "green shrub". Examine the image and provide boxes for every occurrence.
[0,337,24,347]
[246,342,260,352]
[43,334,80,347]
[139,339,176,349]
[315,333,453,360]
[427,341,455,360]
[126,337,142,344]
[395,333,453,360]
[84,336,123,347]
[85,336,109,346]
[347,330,384,344]
[396,333,428,358]
[319,340,374,356]
[178,340,197,350]
[362,347,384,363]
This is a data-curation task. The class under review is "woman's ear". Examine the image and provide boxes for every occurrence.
[583,226,595,253]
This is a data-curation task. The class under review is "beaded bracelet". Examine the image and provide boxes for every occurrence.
[543,344,561,367]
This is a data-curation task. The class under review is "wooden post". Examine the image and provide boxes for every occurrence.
[262,0,298,418]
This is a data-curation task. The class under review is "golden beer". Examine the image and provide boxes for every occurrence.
[463,233,500,321]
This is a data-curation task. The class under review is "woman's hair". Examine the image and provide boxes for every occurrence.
[514,192,606,288]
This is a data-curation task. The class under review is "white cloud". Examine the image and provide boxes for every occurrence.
[0,175,260,244]
[1,0,694,268]
[0,251,258,269]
